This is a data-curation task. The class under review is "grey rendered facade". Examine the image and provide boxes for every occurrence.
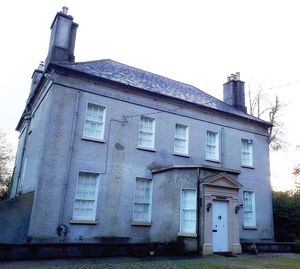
[7,8,274,254]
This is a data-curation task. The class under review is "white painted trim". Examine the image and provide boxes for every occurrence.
[179,188,197,234]
[132,177,153,223]
[83,102,107,141]
[72,171,100,222]
[242,190,256,228]
[241,138,254,167]
[177,232,197,237]
[205,130,220,162]
[137,115,156,150]
[174,123,189,155]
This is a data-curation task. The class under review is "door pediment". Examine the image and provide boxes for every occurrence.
[202,172,242,189]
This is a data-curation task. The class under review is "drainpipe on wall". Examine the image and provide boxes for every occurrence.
[221,127,225,168]
[58,90,81,227]
[196,168,201,254]
[56,84,127,230]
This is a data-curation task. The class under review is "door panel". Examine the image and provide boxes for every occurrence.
[212,201,229,252]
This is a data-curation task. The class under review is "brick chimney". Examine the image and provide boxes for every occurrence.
[45,7,78,68]
[223,72,247,113]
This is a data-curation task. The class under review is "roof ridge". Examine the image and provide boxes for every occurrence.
[56,59,111,65]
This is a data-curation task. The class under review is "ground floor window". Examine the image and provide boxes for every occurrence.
[180,188,196,233]
[72,172,100,221]
[243,191,256,227]
[132,178,152,222]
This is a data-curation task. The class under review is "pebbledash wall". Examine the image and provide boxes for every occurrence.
[12,72,273,242]
[5,7,274,254]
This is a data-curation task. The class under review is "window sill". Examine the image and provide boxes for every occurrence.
[243,226,257,230]
[137,146,156,152]
[205,158,221,163]
[70,219,98,225]
[131,221,152,227]
[173,152,190,158]
[177,232,197,238]
[241,165,254,169]
[82,136,105,143]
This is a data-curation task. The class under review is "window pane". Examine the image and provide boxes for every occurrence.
[174,124,188,154]
[206,131,218,160]
[133,178,152,222]
[133,204,150,221]
[241,139,253,166]
[138,116,155,148]
[181,189,196,233]
[243,191,256,227]
[83,103,105,139]
[183,210,196,233]
[73,172,99,221]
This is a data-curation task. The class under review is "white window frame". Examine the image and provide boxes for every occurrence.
[72,171,100,222]
[243,190,256,228]
[132,177,153,223]
[137,116,155,150]
[205,130,220,161]
[174,123,189,155]
[180,188,197,234]
[83,102,106,140]
[241,138,253,167]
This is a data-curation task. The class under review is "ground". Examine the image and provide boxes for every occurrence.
[0,253,299,269]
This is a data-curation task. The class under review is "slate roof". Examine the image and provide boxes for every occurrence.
[55,59,270,126]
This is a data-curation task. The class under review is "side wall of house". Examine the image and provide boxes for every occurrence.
[11,81,55,197]
[27,73,274,243]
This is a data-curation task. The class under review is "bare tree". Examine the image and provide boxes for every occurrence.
[0,130,14,199]
[247,85,286,151]
[292,165,300,193]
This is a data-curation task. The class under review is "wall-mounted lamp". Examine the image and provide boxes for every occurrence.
[206,202,212,212]
[235,204,244,214]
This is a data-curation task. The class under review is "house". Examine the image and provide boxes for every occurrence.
[5,7,274,255]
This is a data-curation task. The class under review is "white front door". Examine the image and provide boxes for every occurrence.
[212,200,229,252]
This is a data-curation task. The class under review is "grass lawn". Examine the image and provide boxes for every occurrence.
[17,253,300,269]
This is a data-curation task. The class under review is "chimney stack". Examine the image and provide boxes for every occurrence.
[30,62,44,93]
[223,72,247,113]
[45,7,78,68]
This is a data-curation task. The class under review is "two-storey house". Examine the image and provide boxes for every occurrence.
[6,7,274,255]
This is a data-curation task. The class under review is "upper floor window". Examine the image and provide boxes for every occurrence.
[138,116,155,149]
[243,191,256,227]
[83,103,106,140]
[206,131,219,161]
[72,172,100,221]
[132,178,152,222]
[241,138,253,166]
[174,123,189,155]
[180,189,197,234]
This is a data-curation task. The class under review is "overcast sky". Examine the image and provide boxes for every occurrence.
[0,0,299,190]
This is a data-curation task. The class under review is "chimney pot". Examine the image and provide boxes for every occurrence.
[62,6,68,15]
[38,61,44,71]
